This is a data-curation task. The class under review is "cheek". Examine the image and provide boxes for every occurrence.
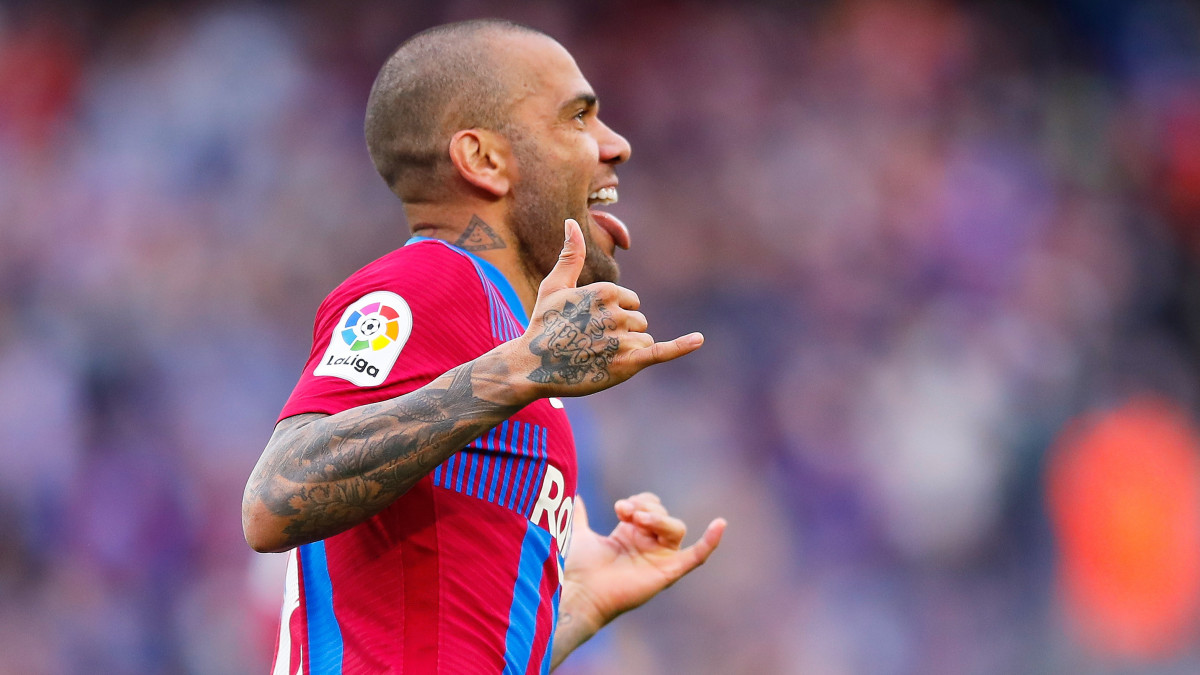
[552,130,600,178]
[578,135,601,168]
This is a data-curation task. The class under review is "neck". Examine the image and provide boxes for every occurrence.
[404,204,540,316]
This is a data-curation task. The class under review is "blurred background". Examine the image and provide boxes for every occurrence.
[3,0,1200,672]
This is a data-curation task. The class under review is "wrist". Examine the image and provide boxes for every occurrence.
[475,341,543,408]
[558,579,608,638]
[550,582,605,669]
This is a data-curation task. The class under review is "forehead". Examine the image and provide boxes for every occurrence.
[499,33,592,111]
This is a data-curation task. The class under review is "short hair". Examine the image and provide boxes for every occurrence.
[364,19,547,203]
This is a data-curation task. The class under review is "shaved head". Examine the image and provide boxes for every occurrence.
[365,19,547,203]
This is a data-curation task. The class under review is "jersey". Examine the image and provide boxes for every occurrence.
[269,238,579,675]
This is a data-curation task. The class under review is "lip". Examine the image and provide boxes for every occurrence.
[588,171,619,192]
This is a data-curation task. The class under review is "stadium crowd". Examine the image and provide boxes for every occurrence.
[2,0,1199,672]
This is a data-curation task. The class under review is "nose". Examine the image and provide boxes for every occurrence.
[595,118,631,165]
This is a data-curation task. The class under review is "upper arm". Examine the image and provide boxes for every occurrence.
[242,412,329,552]
[266,412,329,455]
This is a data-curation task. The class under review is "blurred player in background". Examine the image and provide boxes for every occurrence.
[241,19,725,674]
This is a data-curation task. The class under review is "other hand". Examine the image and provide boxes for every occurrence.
[559,493,726,635]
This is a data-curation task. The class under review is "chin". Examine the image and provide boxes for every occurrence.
[579,249,620,285]
[577,218,620,283]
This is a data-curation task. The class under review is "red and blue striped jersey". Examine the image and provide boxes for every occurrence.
[271,238,578,674]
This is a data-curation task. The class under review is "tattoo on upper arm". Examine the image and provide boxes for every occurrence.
[454,215,507,251]
[246,361,518,547]
[243,414,324,521]
[527,290,619,385]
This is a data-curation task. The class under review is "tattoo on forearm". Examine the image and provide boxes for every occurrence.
[527,290,619,385]
[244,360,519,548]
[549,608,599,668]
[454,215,507,251]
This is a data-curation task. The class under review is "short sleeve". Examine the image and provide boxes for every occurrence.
[278,242,497,421]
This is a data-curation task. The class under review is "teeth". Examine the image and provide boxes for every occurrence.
[587,187,619,205]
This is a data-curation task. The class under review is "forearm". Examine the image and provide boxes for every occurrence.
[550,583,605,670]
[242,349,533,552]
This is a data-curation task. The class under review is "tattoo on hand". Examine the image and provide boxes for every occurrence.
[454,215,507,251]
[527,290,619,385]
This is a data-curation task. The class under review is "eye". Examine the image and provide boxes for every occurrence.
[573,109,588,124]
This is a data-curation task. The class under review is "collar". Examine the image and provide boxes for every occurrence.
[404,236,530,329]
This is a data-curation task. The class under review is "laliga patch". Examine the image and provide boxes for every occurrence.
[315,290,412,387]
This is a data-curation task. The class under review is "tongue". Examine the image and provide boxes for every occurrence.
[588,209,631,250]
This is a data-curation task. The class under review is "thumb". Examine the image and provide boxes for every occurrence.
[539,218,586,296]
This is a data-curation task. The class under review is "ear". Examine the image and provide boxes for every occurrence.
[448,129,511,198]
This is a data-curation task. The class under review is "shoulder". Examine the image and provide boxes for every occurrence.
[349,239,483,297]
[282,240,498,416]
[319,240,487,317]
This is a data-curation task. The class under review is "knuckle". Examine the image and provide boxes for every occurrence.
[592,281,618,297]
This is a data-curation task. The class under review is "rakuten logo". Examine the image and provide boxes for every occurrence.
[530,465,574,556]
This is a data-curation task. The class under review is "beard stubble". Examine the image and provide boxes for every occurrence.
[507,136,620,287]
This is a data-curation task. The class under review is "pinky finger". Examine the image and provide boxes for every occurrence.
[676,518,727,575]
[631,332,704,367]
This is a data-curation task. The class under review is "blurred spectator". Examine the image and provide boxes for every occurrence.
[1047,396,1200,660]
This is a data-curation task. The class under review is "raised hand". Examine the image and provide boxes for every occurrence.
[550,494,726,667]
[513,218,703,399]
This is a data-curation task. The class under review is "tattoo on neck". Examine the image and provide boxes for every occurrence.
[454,215,507,251]
[527,290,619,385]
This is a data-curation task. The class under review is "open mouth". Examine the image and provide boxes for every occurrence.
[588,187,618,206]
[586,187,630,250]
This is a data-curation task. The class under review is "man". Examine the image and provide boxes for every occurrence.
[242,19,725,674]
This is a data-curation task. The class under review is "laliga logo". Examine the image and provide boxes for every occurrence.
[316,291,412,387]
[341,301,403,352]
[324,354,380,378]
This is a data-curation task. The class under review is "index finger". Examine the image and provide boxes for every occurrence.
[616,286,640,310]
[632,510,687,548]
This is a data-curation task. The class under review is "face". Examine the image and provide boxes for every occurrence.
[500,35,632,286]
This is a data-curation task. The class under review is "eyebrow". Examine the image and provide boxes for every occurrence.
[562,92,597,113]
